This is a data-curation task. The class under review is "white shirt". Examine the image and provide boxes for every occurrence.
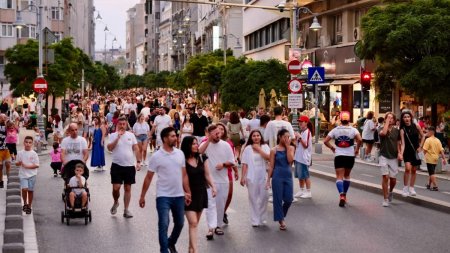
[29,101,36,112]
[130,103,138,113]
[362,119,376,140]
[248,118,260,131]
[133,122,150,135]
[109,131,137,167]
[294,129,312,165]
[200,140,235,184]
[264,120,295,148]
[148,148,186,197]
[327,126,360,157]
[123,103,131,115]
[61,136,88,163]
[154,114,172,138]
[241,144,270,183]
[240,118,250,139]
[17,150,39,178]
[69,176,86,195]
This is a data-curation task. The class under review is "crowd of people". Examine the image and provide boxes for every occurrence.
[0,88,448,253]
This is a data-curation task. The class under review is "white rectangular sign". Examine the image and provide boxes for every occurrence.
[288,94,303,109]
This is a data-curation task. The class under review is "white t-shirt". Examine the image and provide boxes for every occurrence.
[294,129,312,165]
[17,150,39,178]
[133,122,150,135]
[248,118,260,131]
[68,176,86,195]
[200,140,235,184]
[154,114,172,138]
[61,136,88,163]
[123,103,131,115]
[362,119,376,140]
[130,103,138,113]
[241,144,270,183]
[140,107,151,120]
[148,148,185,197]
[327,126,360,157]
[264,119,295,148]
[240,118,250,139]
[109,131,137,166]
[29,101,36,112]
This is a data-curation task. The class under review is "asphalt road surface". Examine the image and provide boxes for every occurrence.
[33,151,450,253]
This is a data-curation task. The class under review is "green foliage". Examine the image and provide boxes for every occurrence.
[359,0,450,103]
[123,74,145,89]
[221,58,289,111]
[167,71,187,90]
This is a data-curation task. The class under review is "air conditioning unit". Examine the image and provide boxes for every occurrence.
[353,27,361,41]
[336,34,343,44]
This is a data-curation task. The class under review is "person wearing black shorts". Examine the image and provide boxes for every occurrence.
[107,117,141,218]
[324,111,362,207]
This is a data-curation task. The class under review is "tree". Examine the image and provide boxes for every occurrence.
[221,58,289,111]
[358,0,450,123]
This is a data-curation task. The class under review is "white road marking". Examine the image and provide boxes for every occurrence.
[360,174,375,178]
[415,185,426,189]
[442,192,450,195]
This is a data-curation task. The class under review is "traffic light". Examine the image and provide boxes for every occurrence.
[361,70,371,91]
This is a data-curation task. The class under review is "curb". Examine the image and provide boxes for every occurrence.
[2,166,25,253]
[310,168,450,214]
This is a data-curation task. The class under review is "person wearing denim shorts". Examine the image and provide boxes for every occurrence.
[293,116,313,199]
[16,136,39,214]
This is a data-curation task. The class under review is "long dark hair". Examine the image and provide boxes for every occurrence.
[276,129,290,145]
[180,136,198,159]
[245,129,265,146]
[229,111,240,124]
[216,122,228,141]
[400,111,417,134]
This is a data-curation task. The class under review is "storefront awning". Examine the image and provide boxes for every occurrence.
[331,79,358,86]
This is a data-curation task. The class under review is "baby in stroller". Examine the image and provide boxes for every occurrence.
[61,160,92,225]
[68,163,88,210]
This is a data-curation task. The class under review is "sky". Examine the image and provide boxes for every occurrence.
[94,0,141,51]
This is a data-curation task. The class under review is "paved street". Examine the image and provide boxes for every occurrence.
[32,149,450,253]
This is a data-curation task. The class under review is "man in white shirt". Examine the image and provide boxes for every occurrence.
[122,98,131,117]
[107,117,141,218]
[264,107,295,148]
[61,123,89,165]
[150,107,172,149]
[140,101,151,120]
[200,125,235,236]
[29,98,36,114]
[139,127,191,253]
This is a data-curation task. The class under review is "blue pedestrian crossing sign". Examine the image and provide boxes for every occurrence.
[308,67,325,84]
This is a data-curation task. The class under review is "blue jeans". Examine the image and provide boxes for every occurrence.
[156,196,185,253]
[271,177,293,221]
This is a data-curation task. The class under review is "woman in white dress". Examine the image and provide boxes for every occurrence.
[180,114,194,143]
[240,129,270,227]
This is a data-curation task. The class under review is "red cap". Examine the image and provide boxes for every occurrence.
[298,115,310,122]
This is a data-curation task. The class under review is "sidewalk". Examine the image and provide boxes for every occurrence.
[311,141,450,213]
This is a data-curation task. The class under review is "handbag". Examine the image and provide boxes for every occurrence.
[403,126,422,160]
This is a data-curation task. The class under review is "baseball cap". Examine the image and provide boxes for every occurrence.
[340,111,351,121]
[298,115,310,122]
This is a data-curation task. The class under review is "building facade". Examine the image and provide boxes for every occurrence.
[125,0,146,75]
[0,0,95,97]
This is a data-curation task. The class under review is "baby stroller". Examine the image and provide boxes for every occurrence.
[60,160,92,225]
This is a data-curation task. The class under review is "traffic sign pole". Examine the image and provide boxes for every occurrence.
[308,67,325,153]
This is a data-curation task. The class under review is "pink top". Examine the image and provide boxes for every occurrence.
[5,128,18,144]
[50,148,62,162]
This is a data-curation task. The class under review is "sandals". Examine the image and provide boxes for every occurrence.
[22,204,28,212]
[25,206,32,214]
[431,187,439,191]
[206,231,214,240]
[279,222,287,231]
[214,227,224,235]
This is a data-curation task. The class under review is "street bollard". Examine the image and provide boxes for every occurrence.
[5,215,23,230]
[6,188,21,197]
[2,243,25,253]
[3,229,24,244]
[314,143,322,154]
[6,203,22,216]
[436,157,442,173]
[360,147,365,159]
[6,195,21,204]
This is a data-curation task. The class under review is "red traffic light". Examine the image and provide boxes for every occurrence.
[361,71,371,82]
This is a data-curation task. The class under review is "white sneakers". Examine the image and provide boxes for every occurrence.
[402,186,417,197]
[409,187,417,196]
[294,191,303,198]
[294,189,312,199]
[382,199,389,207]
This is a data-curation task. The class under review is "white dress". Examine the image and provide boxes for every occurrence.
[180,123,193,143]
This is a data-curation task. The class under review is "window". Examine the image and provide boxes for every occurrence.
[1,24,13,37]
[0,55,5,65]
[333,14,343,44]
[17,25,36,38]
[0,0,13,9]
[354,9,366,28]
[51,7,62,20]
[54,31,63,41]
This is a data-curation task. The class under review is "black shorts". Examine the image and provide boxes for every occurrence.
[110,163,136,185]
[426,163,436,176]
[362,139,375,144]
[6,143,17,156]
[334,156,355,169]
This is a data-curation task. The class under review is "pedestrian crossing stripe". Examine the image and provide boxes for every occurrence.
[310,70,323,82]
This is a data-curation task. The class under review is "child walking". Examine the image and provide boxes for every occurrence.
[50,142,62,177]
[294,116,313,199]
[6,121,19,161]
[423,126,447,191]
[16,136,39,214]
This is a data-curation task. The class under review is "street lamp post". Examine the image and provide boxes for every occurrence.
[290,4,322,151]
[104,25,109,63]
[14,1,45,153]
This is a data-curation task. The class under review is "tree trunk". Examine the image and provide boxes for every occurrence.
[52,92,56,110]
[431,102,437,127]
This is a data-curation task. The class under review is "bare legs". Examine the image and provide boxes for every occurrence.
[186,211,203,253]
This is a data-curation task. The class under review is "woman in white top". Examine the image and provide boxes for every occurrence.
[362,111,377,161]
[132,113,151,165]
[240,129,270,227]
[180,114,194,143]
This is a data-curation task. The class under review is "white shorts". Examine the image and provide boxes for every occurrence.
[379,156,399,177]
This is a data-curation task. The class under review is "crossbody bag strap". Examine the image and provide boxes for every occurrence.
[403,127,416,150]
